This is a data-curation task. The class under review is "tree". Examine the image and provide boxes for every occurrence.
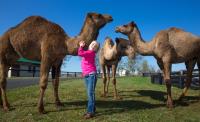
[125,55,142,74]
[140,60,150,72]
[117,57,126,73]
[117,55,142,75]
[149,65,156,73]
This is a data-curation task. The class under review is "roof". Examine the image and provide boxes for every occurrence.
[17,58,40,64]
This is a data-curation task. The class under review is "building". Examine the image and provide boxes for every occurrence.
[8,58,40,77]
[118,69,129,76]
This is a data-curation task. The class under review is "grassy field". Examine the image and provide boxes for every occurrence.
[0,77,200,122]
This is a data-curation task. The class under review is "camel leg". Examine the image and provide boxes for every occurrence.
[101,65,107,97]
[37,60,51,114]
[0,89,2,106]
[0,90,3,108]
[179,60,196,100]
[51,62,63,107]
[163,61,173,108]
[106,65,110,94]
[157,60,164,73]
[112,64,121,100]
[0,62,10,111]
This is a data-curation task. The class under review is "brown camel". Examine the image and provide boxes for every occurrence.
[99,37,135,99]
[115,21,200,108]
[0,12,113,113]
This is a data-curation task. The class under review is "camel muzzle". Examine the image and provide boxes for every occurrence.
[103,14,113,22]
[115,27,120,33]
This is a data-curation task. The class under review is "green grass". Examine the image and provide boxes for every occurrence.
[1,77,200,122]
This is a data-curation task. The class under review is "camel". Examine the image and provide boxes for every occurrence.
[0,12,113,113]
[99,37,135,99]
[115,21,200,108]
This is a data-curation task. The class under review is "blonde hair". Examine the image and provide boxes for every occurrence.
[89,41,100,52]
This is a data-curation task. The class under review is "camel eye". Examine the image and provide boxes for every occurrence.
[98,14,103,18]
[124,25,128,27]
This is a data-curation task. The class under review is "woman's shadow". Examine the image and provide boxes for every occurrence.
[63,90,166,116]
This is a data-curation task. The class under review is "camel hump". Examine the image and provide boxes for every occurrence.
[8,15,66,36]
[168,27,199,38]
[168,27,184,33]
[104,37,114,46]
[10,16,48,29]
[23,16,48,23]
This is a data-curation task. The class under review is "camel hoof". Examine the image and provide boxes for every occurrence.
[2,103,10,111]
[3,104,12,112]
[167,105,174,109]
[0,99,2,106]
[56,101,64,107]
[38,109,47,114]
[100,93,107,98]
[38,106,46,114]
[178,94,185,101]
[3,107,9,112]
[114,96,122,100]
[39,110,47,114]
[166,101,174,109]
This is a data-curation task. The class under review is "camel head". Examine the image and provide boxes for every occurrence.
[86,12,113,29]
[115,38,135,59]
[104,37,114,46]
[115,21,136,35]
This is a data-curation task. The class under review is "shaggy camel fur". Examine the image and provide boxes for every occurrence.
[99,37,135,99]
[116,21,200,108]
[0,12,113,113]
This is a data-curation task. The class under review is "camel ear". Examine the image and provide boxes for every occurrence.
[98,14,103,18]
[105,36,110,40]
[130,21,135,26]
[87,13,93,18]
[115,38,120,44]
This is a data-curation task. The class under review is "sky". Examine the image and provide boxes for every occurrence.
[0,0,200,72]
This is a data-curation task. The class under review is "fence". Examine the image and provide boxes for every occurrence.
[8,68,102,78]
[8,68,40,77]
[150,69,199,88]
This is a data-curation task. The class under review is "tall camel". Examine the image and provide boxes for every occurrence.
[99,37,135,99]
[115,21,200,108]
[0,12,113,113]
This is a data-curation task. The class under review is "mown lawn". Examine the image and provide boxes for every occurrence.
[0,77,200,122]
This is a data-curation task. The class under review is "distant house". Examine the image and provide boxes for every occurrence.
[133,70,139,75]
[118,69,129,76]
[8,58,40,77]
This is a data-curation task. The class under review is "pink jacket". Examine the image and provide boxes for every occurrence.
[78,47,97,76]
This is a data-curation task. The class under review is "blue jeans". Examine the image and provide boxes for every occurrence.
[84,73,97,114]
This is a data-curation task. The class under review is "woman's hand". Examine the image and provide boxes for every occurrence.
[79,41,85,47]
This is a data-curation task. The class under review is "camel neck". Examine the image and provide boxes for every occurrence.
[129,26,154,56]
[78,20,99,46]
[65,20,99,56]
